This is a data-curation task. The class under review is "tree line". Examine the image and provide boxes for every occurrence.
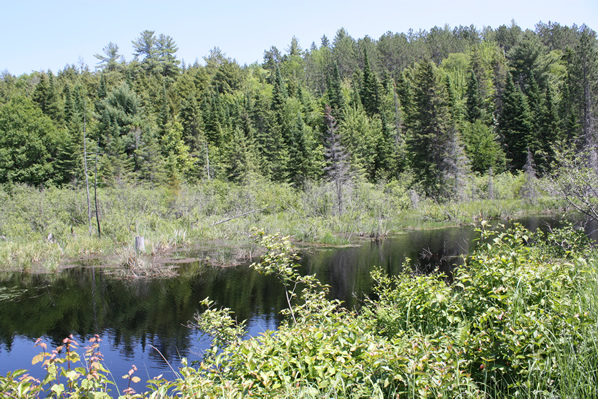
[0,21,596,200]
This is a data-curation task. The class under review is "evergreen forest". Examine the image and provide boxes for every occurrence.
[1,21,596,197]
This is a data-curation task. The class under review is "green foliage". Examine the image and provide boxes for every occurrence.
[498,72,534,170]
[406,60,464,198]
[461,120,506,173]
[0,97,63,185]
[0,22,594,212]
[366,222,598,396]
[0,335,121,398]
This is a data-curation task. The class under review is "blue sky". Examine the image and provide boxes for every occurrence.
[2,0,597,76]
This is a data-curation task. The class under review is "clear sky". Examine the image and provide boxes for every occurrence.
[2,0,597,76]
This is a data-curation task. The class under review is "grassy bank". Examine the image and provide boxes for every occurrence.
[0,171,558,272]
[1,224,596,397]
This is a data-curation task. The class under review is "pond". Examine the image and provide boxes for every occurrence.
[0,216,591,395]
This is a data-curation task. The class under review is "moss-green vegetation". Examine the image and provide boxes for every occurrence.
[1,224,596,397]
[0,172,557,272]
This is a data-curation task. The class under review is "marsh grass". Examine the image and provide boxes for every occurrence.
[110,246,179,279]
[0,173,565,272]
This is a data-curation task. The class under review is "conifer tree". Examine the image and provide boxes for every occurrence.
[97,73,108,101]
[444,74,462,125]
[565,26,598,167]
[396,69,415,131]
[465,70,484,123]
[526,71,544,155]
[406,60,459,198]
[225,126,259,183]
[538,84,562,170]
[32,72,61,122]
[156,34,180,78]
[327,62,345,118]
[63,84,75,126]
[498,72,534,170]
[179,94,205,152]
[287,113,310,187]
[339,106,381,180]
[271,64,288,127]
[132,30,159,74]
[161,119,193,183]
[94,42,123,72]
[158,80,170,137]
[360,51,380,117]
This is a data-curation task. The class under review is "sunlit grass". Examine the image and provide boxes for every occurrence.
[0,176,566,272]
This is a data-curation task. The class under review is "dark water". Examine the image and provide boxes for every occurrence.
[0,216,592,395]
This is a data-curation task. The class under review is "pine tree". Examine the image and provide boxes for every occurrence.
[94,42,123,72]
[156,34,180,78]
[132,30,159,74]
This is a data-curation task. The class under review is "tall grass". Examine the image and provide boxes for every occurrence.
[0,172,562,271]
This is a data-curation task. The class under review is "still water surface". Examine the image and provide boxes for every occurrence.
[0,216,585,394]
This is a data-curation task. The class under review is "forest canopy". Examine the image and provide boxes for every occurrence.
[0,22,596,200]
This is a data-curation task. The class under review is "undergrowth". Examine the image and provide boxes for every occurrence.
[0,174,555,272]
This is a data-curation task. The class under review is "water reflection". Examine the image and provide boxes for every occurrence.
[0,262,286,394]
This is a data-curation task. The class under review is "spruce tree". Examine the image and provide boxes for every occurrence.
[360,50,380,117]
[406,60,458,198]
[179,94,205,152]
[287,113,310,187]
[539,84,562,170]
[32,72,61,122]
[327,62,345,118]
[498,72,534,170]
[465,70,484,123]
[271,65,288,128]
[526,71,544,156]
